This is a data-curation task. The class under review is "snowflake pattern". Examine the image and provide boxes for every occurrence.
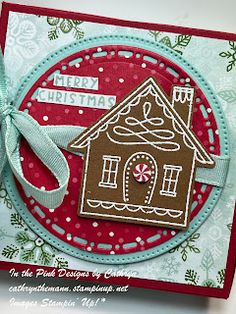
[0,184,69,268]
[161,257,181,276]
[169,233,200,261]
[0,11,235,289]
[0,183,12,209]
[219,41,236,72]
[5,12,40,72]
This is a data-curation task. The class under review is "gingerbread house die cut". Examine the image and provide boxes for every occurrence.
[69,77,215,230]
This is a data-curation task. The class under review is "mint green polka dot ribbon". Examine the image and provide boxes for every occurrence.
[0,50,86,209]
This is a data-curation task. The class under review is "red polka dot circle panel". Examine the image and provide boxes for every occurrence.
[16,43,220,256]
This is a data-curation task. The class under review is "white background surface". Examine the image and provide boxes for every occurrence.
[0,0,235,313]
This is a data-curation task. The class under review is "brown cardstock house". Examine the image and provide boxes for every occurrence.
[68,77,215,230]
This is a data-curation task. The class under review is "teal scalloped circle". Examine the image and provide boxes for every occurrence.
[3,35,229,264]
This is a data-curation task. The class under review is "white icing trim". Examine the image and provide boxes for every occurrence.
[123,152,158,204]
[184,150,196,226]
[160,164,183,197]
[80,142,91,215]
[87,199,183,219]
[70,78,213,166]
[107,102,180,152]
[98,155,121,189]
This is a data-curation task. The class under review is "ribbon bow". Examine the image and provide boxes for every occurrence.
[0,51,70,209]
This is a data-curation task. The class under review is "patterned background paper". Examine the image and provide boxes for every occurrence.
[0,11,236,289]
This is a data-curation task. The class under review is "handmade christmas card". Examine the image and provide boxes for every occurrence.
[0,2,235,298]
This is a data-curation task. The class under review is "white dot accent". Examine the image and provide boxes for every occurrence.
[93,222,98,227]
[66,217,71,222]
[109,232,114,237]
[207,108,212,113]
[67,234,72,240]
[49,208,54,213]
[75,63,80,68]
[79,109,83,114]
[215,129,219,135]
[119,78,124,83]
[186,78,190,83]
[141,63,147,68]
[20,156,24,162]
[99,67,104,72]
[65,190,69,195]
[171,231,176,236]
[136,237,142,242]
[110,251,115,255]
[87,247,92,251]
[40,186,46,191]
[43,116,48,121]
[97,47,102,52]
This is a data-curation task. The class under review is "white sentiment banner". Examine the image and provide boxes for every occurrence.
[36,88,116,109]
[53,74,99,90]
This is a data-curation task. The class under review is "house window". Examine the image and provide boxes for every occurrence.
[99,155,121,189]
[160,165,182,197]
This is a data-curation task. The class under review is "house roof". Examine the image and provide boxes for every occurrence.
[69,77,214,167]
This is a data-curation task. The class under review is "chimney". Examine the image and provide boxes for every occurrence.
[171,86,195,128]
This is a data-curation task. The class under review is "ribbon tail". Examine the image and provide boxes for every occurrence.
[0,132,7,177]
[5,113,69,209]
[42,125,85,151]
[195,154,230,187]
[0,133,8,178]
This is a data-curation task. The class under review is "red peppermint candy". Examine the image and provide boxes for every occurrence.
[133,163,152,183]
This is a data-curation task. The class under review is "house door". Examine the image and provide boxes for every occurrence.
[123,152,157,205]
